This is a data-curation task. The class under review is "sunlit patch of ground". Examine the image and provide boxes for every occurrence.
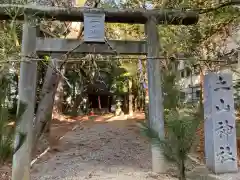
[31,113,167,180]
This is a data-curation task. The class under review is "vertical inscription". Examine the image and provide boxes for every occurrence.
[214,75,231,91]
[204,72,238,173]
[84,13,105,42]
[215,99,230,112]
[215,120,234,140]
[216,146,236,163]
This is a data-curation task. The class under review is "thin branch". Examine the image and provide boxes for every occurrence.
[59,40,85,70]
[199,0,240,14]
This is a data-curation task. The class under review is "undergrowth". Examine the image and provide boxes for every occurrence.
[0,67,26,164]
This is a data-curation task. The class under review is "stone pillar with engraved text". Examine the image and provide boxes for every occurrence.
[204,72,238,173]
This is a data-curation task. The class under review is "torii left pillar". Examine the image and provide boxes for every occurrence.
[145,16,166,173]
[12,20,38,180]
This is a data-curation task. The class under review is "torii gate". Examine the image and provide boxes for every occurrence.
[0,4,199,179]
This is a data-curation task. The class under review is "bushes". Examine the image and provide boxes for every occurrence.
[0,69,14,163]
[0,67,26,163]
[139,108,200,180]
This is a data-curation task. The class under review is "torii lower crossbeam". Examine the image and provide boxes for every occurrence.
[36,38,147,55]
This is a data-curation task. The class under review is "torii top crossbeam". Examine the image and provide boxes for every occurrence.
[0,4,198,25]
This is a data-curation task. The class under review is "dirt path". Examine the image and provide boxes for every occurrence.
[31,115,176,180]
[2,113,239,180]
[1,113,239,180]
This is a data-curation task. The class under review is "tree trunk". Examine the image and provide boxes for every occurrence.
[98,96,101,109]
[133,96,137,112]
[199,67,204,118]
[71,71,84,116]
[54,67,65,113]
[141,89,144,111]
[197,66,205,161]
[12,23,38,180]
[178,160,186,180]
[44,109,53,135]
[11,72,18,114]
[44,82,56,135]
[32,56,61,150]
[143,60,150,126]
[71,94,82,116]
[129,78,133,116]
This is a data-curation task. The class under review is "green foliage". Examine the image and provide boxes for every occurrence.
[0,21,21,61]
[233,80,240,109]
[138,58,201,179]
[0,70,13,162]
[0,68,26,163]
[162,59,182,112]
[138,108,200,180]
[108,61,132,94]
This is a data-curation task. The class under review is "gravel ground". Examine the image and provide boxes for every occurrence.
[31,116,178,180]
[31,115,240,180]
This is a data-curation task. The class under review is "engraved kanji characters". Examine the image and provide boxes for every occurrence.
[215,98,230,112]
[217,146,236,163]
[215,120,234,140]
[204,73,238,172]
[214,75,231,91]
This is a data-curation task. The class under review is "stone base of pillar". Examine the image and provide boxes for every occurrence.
[151,144,166,173]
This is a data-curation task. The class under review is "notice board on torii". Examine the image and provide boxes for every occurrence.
[83,11,105,43]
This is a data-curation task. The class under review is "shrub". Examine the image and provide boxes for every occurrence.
[139,108,200,180]
[0,68,26,163]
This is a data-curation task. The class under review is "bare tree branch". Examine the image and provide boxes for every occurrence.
[199,0,240,14]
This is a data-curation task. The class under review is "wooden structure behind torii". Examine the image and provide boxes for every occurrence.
[0,4,199,178]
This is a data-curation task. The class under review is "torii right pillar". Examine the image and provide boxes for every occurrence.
[204,72,238,173]
[145,16,166,173]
